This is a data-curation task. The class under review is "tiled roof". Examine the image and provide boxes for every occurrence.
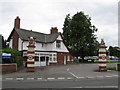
[15,29,59,43]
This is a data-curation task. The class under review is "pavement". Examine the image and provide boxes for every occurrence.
[2,63,118,81]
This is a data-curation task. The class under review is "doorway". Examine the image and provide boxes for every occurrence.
[64,56,67,65]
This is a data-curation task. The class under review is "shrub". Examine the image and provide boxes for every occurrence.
[2,48,23,67]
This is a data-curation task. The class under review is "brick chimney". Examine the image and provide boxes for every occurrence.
[14,16,20,29]
[50,27,58,34]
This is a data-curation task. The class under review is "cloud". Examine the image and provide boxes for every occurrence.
[0,0,118,47]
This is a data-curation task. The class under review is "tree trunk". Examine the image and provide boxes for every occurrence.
[76,56,78,59]
[76,56,80,63]
[81,56,84,62]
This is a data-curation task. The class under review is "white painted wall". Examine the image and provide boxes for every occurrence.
[9,38,13,48]
[20,34,69,52]
[52,35,69,52]
[18,38,23,51]
[23,41,29,50]
[35,43,43,50]
[57,35,62,40]
[44,43,53,51]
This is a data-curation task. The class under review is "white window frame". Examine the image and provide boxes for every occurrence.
[42,43,46,47]
[49,54,57,62]
[67,56,70,61]
[56,40,61,48]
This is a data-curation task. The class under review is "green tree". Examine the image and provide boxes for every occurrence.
[108,46,120,58]
[63,14,71,47]
[2,36,6,48]
[62,11,99,60]
[1,35,8,48]
[2,48,23,67]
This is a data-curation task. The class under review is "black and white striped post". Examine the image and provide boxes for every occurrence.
[27,37,36,72]
[98,39,107,71]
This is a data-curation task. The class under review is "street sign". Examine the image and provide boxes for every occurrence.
[2,53,11,56]
[2,53,11,59]
[2,56,11,59]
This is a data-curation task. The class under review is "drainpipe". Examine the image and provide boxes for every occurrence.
[21,40,24,55]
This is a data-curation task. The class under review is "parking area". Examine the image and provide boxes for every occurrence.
[2,63,118,81]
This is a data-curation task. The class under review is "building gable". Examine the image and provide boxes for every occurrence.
[54,34,69,52]
[7,29,19,50]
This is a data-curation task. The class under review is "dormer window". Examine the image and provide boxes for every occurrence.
[56,40,61,48]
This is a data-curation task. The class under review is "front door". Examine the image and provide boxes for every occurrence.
[46,57,49,66]
[40,56,46,66]
[35,55,49,66]
[64,56,66,65]
[35,56,40,66]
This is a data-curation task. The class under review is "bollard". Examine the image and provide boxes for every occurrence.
[98,39,107,71]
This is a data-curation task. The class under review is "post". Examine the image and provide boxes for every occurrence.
[27,37,35,72]
[98,39,107,71]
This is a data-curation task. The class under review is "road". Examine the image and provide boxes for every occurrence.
[2,63,119,89]
[2,77,118,88]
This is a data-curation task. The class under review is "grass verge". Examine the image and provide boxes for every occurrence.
[107,67,117,71]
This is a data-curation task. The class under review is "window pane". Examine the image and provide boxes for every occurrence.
[40,57,45,61]
[56,40,61,48]
[50,58,52,61]
[53,57,56,61]
[35,57,39,61]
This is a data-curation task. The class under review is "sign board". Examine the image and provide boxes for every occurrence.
[2,56,11,59]
[2,53,11,56]
[2,53,11,59]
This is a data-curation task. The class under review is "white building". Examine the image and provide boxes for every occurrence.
[7,16,74,66]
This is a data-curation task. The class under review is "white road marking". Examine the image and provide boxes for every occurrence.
[85,86,118,88]
[96,76,104,78]
[86,76,94,78]
[16,78,24,80]
[71,86,83,88]
[47,78,55,80]
[105,75,112,78]
[67,77,72,79]
[37,78,42,80]
[112,75,118,77]
[67,68,70,71]
[69,72,79,78]
[78,77,85,79]
[6,78,13,80]
[27,78,34,80]
[103,86,118,88]
[107,70,112,71]
[4,74,116,81]
[58,77,65,80]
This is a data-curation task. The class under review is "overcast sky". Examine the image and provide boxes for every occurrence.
[0,0,119,47]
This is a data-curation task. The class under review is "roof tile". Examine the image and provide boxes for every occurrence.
[16,29,59,43]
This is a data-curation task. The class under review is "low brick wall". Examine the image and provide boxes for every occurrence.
[17,66,25,71]
[49,63,57,65]
[0,64,17,72]
[67,61,74,64]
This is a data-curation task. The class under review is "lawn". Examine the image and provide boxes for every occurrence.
[94,60,120,63]
[107,67,117,71]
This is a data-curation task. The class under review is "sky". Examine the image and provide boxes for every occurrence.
[0,0,119,47]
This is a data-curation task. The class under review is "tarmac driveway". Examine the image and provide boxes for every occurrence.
[2,63,118,80]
